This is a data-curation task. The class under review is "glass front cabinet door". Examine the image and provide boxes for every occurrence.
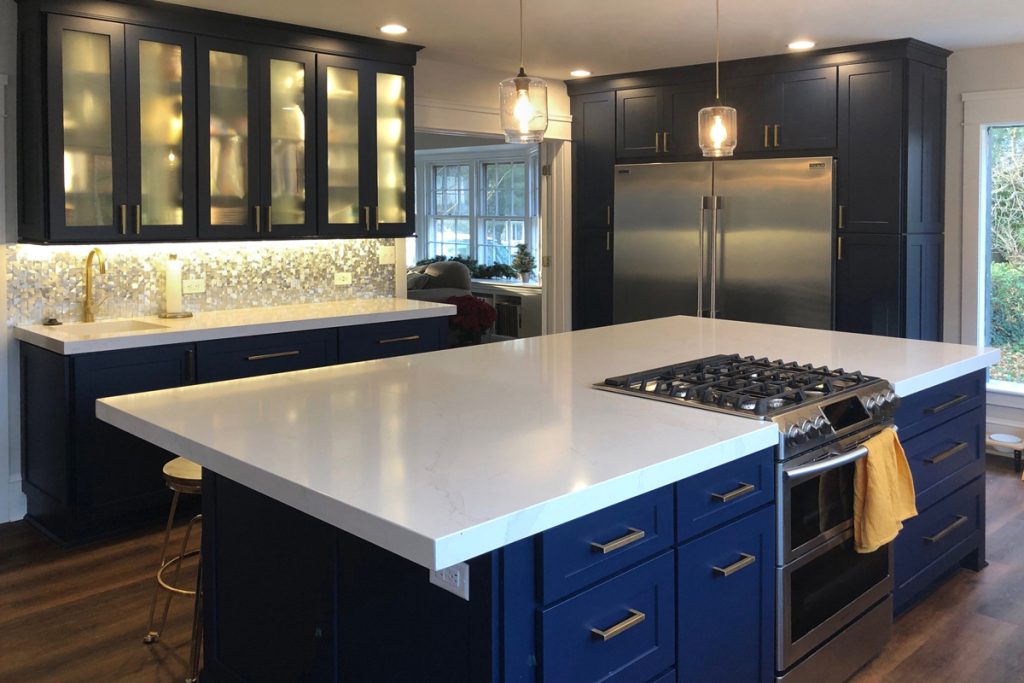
[318,57,413,237]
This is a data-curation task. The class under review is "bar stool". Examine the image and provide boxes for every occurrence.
[987,433,1024,473]
[143,456,203,683]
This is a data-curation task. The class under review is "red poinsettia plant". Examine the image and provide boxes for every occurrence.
[446,295,497,344]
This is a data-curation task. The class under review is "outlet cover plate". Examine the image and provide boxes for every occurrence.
[428,562,470,601]
[334,272,353,286]
[182,279,206,294]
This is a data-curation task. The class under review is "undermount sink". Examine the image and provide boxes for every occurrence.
[65,320,169,334]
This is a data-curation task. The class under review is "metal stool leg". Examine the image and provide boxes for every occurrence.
[185,561,203,683]
[153,514,201,640]
[144,490,181,644]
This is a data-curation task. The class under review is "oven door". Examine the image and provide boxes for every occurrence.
[777,529,893,671]
[780,425,889,564]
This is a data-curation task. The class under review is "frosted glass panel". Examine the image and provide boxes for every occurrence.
[209,50,249,225]
[269,59,306,225]
[61,29,114,227]
[139,40,184,225]
[326,66,359,224]
[376,72,406,224]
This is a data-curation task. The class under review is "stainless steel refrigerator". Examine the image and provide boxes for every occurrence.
[612,157,835,329]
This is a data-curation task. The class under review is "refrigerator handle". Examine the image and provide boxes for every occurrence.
[698,199,706,318]
[710,195,722,319]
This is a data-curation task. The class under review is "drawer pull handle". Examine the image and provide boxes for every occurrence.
[590,608,646,641]
[712,552,756,577]
[378,335,421,345]
[590,527,646,554]
[924,441,968,465]
[924,515,969,544]
[924,394,969,415]
[711,482,755,503]
[247,350,300,361]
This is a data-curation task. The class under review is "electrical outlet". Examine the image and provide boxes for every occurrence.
[182,278,206,294]
[334,272,353,286]
[378,245,396,265]
[428,562,470,601]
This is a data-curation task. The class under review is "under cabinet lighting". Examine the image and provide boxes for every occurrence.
[788,40,816,50]
[380,24,408,35]
[570,69,592,77]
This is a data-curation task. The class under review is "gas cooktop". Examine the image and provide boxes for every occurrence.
[595,354,898,453]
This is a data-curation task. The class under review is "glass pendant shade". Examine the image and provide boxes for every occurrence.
[500,69,548,143]
[698,104,737,157]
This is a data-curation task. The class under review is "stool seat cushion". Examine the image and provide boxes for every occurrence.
[164,457,202,489]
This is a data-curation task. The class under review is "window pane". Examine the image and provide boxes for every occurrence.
[482,161,526,217]
[987,125,1024,385]
[433,164,469,216]
[478,219,526,265]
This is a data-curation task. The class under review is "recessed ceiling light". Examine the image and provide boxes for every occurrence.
[788,40,816,50]
[380,24,408,35]
[570,69,592,78]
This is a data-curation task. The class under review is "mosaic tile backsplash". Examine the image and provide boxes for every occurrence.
[5,239,396,326]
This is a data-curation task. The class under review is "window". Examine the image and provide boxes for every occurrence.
[414,145,539,276]
[986,125,1024,387]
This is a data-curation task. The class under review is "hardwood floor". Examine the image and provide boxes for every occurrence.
[1,460,1022,682]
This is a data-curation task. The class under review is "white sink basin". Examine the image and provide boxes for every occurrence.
[65,320,169,335]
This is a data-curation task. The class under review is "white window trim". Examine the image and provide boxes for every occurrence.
[961,89,1024,410]
[414,144,540,267]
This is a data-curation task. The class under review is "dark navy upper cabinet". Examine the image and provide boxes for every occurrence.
[771,67,837,151]
[837,60,904,234]
[663,81,716,158]
[617,82,716,160]
[17,0,420,244]
[616,87,663,159]
[721,74,772,154]
[906,61,947,235]
[573,91,617,230]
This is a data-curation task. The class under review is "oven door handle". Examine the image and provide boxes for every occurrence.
[784,425,898,482]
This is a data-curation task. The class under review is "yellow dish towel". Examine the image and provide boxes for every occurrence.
[853,427,918,554]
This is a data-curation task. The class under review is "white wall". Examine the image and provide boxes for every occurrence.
[1,0,18,523]
[415,57,571,140]
[944,42,1024,343]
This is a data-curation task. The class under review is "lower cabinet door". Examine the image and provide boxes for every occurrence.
[678,505,775,683]
[196,328,338,382]
[337,317,447,363]
[540,550,675,682]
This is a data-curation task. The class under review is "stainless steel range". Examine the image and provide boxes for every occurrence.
[596,354,900,683]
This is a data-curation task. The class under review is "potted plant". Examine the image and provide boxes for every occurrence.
[445,295,497,346]
[511,244,536,283]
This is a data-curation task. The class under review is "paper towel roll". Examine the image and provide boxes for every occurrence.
[165,255,183,315]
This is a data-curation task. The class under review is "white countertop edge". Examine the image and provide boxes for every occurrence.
[14,303,456,355]
[97,398,778,570]
[891,350,1000,397]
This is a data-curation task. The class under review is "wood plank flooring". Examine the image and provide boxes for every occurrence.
[1,460,1022,682]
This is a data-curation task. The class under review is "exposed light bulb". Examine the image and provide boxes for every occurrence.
[709,115,727,148]
[514,87,534,134]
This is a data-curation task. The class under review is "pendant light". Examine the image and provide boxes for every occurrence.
[698,0,737,157]
[499,0,548,143]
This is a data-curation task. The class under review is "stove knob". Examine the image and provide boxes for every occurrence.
[865,396,877,410]
[786,424,802,443]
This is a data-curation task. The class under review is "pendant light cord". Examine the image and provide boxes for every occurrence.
[714,0,721,101]
[519,0,525,70]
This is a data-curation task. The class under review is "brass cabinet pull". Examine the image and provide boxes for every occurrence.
[374,205,381,231]
[119,204,129,235]
[773,123,780,148]
[654,132,661,153]
[713,552,756,577]
[363,206,371,231]
[267,205,273,233]
[247,350,300,361]
[838,204,845,230]
[378,334,421,345]
[710,482,755,503]
[924,515,969,544]
[606,231,611,251]
[135,205,142,235]
[590,608,646,641]
[763,124,769,148]
[924,441,968,465]
[606,205,612,226]
[254,205,262,233]
[662,131,670,152]
[590,527,646,554]
[837,236,844,261]
[924,394,969,415]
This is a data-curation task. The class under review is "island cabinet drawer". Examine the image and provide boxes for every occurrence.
[896,370,985,440]
[676,447,774,542]
[895,476,984,591]
[540,486,674,604]
[677,505,774,683]
[540,550,675,683]
[903,407,985,510]
[337,317,447,363]
[195,329,339,383]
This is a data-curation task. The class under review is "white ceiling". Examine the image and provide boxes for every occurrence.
[169,0,1024,79]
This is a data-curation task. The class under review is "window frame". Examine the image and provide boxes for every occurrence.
[414,144,540,271]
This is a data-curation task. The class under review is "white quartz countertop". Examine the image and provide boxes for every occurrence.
[96,316,998,570]
[14,299,455,355]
